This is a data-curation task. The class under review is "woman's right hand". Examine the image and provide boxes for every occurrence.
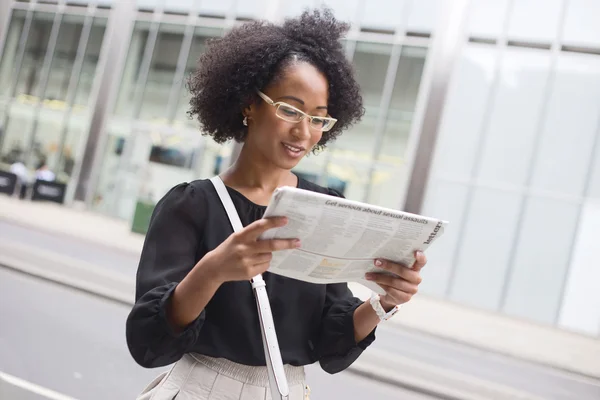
[205,216,300,283]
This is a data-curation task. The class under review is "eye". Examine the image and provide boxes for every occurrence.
[311,118,326,127]
[279,106,300,117]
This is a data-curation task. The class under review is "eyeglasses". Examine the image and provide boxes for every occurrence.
[256,90,337,132]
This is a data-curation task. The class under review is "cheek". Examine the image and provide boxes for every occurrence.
[310,131,324,146]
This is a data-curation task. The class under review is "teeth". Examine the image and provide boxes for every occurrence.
[284,144,302,152]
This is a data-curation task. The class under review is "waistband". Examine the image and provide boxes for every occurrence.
[188,353,306,387]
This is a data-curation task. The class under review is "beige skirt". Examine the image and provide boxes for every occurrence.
[136,353,309,400]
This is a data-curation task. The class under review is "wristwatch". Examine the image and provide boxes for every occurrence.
[369,292,400,322]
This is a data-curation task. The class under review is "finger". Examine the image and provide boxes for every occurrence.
[365,272,419,294]
[374,259,422,285]
[412,251,427,271]
[239,217,288,240]
[254,238,301,253]
[375,283,412,305]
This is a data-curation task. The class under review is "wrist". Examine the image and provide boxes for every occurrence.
[380,299,397,312]
[369,292,400,322]
[195,251,226,286]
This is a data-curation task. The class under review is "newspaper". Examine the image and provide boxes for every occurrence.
[259,186,448,295]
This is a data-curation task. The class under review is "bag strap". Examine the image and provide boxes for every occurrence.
[209,176,290,400]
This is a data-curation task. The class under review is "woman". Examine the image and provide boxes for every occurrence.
[126,9,427,399]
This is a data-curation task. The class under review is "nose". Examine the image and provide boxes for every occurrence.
[291,117,311,141]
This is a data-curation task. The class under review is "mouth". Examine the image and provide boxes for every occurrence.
[281,142,306,157]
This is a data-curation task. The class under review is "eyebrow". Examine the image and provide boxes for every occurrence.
[277,95,328,110]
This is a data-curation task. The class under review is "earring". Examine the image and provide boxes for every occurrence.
[243,116,248,126]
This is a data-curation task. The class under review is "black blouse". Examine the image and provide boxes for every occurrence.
[125,177,376,374]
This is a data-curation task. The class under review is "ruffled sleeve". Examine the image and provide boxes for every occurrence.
[316,283,376,374]
[126,183,207,368]
[316,187,376,374]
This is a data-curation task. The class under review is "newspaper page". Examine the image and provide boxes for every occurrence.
[259,186,448,294]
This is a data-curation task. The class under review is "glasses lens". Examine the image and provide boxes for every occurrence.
[311,118,335,132]
[276,104,302,122]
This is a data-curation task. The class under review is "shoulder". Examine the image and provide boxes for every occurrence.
[297,176,345,199]
[154,179,215,219]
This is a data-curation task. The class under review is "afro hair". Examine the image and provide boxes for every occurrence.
[187,8,364,151]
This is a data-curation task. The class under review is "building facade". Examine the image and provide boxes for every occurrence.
[0,0,599,337]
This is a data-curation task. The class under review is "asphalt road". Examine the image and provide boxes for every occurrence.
[0,266,436,400]
[2,219,600,400]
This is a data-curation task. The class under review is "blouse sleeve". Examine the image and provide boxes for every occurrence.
[125,183,207,368]
[316,187,376,374]
[316,283,377,374]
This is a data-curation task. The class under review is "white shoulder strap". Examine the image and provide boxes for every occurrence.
[209,176,290,400]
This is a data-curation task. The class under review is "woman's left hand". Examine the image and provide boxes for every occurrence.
[365,251,427,310]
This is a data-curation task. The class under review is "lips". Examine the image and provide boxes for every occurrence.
[282,143,305,153]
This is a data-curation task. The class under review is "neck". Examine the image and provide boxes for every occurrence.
[222,144,294,192]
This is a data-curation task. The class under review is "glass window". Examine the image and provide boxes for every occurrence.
[199,0,234,18]
[407,0,441,34]
[429,45,498,181]
[0,10,26,99]
[171,26,222,125]
[13,12,55,99]
[44,15,86,104]
[360,0,405,32]
[379,46,426,165]
[589,137,600,200]
[507,0,562,43]
[502,197,579,324]
[114,21,152,118]
[367,46,426,207]
[557,201,600,336]
[236,0,269,20]
[334,41,391,159]
[477,48,551,187]
[420,180,469,297]
[280,0,315,19]
[530,53,600,196]
[449,187,522,311]
[563,0,600,47]
[73,18,107,108]
[467,0,509,39]
[139,24,186,121]
[321,0,360,23]
[0,103,36,165]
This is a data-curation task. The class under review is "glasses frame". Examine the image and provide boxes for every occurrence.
[256,90,337,132]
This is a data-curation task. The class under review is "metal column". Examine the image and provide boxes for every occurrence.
[402,0,472,214]
[71,0,137,204]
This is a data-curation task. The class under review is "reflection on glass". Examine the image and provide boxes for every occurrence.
[200,0,234,17]
[332,41,391,162]
[73,18,107,107]
[44,15,86,103]
[0,103,35,166]
[139,24,186,121]
[0,10,26,98]
[114,21,151,118]
[360,0,401,32]
[174,27,222,125]
[14,12,55,99]
[380,46,426,162]
[321,0,360,23]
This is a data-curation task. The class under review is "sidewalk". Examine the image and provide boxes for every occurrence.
[2,195,600,397]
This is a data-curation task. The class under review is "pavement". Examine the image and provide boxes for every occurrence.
[2,194,600,399]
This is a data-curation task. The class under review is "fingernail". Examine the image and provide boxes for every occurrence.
[294,240,301,248]
[365,273,373,280]
[374,259,383,267]
[416,250,423,257]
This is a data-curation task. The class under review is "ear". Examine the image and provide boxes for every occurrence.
[242,102,255,120]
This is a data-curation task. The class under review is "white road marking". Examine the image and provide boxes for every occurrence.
[0,371,79,400]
